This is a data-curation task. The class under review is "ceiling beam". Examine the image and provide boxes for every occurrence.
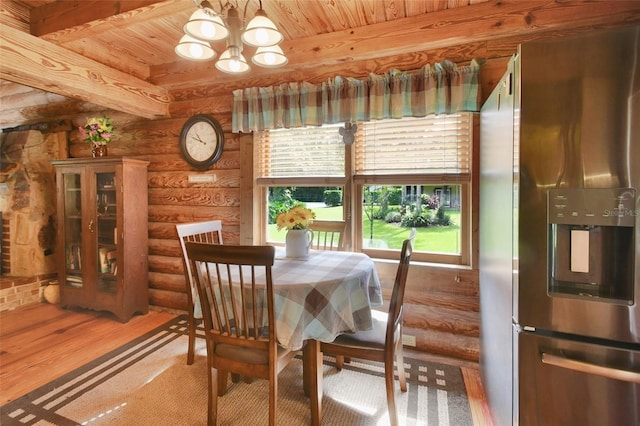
[288,0,640,64]
[0,25,171,120]
[38,0,189,44]
[30,0,169,36]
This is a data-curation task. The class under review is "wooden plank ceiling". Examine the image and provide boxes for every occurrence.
[1,0,639,128]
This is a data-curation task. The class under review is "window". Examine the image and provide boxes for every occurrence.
[255,113,476,265]
[257,125,345,178]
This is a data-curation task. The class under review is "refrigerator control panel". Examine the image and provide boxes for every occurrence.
[548,188,636,227]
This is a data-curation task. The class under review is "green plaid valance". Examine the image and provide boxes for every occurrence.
[232,59,480,133]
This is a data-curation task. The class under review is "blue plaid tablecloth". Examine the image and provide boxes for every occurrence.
[272,248,382,350]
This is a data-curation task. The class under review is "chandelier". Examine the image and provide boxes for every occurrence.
[175,0,287,74]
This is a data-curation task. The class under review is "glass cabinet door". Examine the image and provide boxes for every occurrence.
[62,172,83,288]
[96,172,118,294]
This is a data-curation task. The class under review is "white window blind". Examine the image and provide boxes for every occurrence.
[355,113,472,176]
[256,124,345,178]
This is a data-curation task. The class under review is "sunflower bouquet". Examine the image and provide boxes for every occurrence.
[275,205,316,230]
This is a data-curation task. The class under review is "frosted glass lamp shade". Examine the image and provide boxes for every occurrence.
[252,45,288,67]
[184,9,229,41]
[241,9,283,47]
[175,34,216,61]
[215,48,250,74]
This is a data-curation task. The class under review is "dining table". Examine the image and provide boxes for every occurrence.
[269,247,382,425]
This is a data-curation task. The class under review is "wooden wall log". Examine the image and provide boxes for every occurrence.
[410,328,480,361]
[1,90,69,110]
[405,291,479,312]
[148,288,187,311]
[404,303,480,337]
[148,222,182,240]
[148,271,185,293]
[148,239,181,258]
[148,188,240,207]
[149,254,182,275]
[148,205,240,225]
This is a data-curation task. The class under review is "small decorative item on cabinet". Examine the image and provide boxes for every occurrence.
[92,145,108,157]
[78,116,115,158]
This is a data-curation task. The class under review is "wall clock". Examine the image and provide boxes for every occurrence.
[179,114,224,170]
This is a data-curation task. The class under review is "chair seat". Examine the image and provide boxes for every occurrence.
[331,310,399,349]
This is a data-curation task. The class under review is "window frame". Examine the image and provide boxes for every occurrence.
[353,178,471,264]
[253,113,478,267]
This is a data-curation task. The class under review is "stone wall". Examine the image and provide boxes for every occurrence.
[0,130,62,276]
[0,129,63,310]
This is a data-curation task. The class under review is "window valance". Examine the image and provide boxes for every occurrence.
[232,59,480,133]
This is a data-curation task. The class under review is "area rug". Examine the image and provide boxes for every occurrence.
[1,316,472,426]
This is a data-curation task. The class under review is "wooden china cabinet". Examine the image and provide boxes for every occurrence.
[51,157,149,322]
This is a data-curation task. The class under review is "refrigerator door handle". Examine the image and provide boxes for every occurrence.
[541,352,640,384]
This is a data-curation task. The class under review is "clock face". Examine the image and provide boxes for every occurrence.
[186,121,218,161]
[179,115,224,169]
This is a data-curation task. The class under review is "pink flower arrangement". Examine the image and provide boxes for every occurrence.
[79,116,115,146]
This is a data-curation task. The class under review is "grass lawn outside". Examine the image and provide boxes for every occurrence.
[268,205,461,254]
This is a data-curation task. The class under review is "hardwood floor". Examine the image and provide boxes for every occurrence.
[0,303,174,405]
[0,303,494,425]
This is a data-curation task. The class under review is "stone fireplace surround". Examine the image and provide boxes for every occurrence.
[1,129,63,311]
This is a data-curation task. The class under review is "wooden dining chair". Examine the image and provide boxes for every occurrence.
[176,220,223,365]
[184,242,298,426]
[320,227,416,426]
[310,219,346,251]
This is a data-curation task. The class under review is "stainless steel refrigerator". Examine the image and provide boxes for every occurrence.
[479,25,640,426]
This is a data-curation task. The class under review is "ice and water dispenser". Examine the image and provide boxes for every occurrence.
[548,188,636,303]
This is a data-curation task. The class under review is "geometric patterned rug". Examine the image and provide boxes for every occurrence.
[1,316,472,426]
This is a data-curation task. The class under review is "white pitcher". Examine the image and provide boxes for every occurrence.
[285,229,314,258]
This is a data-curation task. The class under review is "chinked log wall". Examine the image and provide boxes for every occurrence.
[58,45,514,362]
